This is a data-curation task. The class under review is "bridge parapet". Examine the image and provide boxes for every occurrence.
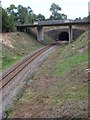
[36,20,89,26]
[38,20,66,25]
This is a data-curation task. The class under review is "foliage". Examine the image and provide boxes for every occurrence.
[74,16,88,21]
[9,14,15,31]
[2,7,10,32]
[2,32,44,70]
[1,3,67,32]
[1,4,37,32]
[36,14,45,21]
[49,3,67,20]
[6,4,16,15]
[50,3,61,15]
[74,17,82,21]
[52,52,88,76]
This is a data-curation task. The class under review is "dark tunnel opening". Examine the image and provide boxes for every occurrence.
[58,32,69,41]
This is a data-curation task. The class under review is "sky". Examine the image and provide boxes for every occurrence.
[1,0,90,19]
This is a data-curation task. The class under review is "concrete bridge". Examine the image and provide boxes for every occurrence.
[15,20,90,43]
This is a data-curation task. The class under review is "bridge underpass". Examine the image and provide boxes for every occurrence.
[15,20,90,43]
[45,27,85,41]
[58,32,69,41]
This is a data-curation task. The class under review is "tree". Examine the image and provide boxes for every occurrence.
[17,5,28,24]
[36,14,45,21]
[27,6,33,15]
[30,13,37,23]
[2,7,10,32]
[83,17,87,21]
[61,13,67,20]
[9,14,15,31]
[0,0,2,6]
[50,3,61,14]
[49,3,67,20]
[17,5,36,24]
[6,4,16,15]
[50,3,61,20]
[6,4,17,31]
[27,6,36,23]
[74,17,82,21]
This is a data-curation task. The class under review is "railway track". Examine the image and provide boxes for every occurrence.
[0,43,57,90]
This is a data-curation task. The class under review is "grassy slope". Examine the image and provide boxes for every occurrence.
[28,28,55,44]
[2,32,54,70]
[34,31,88,117]
[8,31,88,118]
[44,34,55,44]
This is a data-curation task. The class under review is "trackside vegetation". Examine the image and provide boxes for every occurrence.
[7,31,88,118]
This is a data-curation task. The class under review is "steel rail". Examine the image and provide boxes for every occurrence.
[0,44,56,90]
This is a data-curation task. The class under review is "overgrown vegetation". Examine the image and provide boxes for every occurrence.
[2,31,55,70]
[52,52,88,76]
[2,32,43,70]
[7,31,88,118]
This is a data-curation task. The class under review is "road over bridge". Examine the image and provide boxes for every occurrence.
[15,20,90,43]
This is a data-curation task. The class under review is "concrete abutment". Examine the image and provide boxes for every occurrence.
[69,25,73,43]
[37,26,44,41]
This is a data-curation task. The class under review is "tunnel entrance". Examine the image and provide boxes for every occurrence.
[58,32,69,41]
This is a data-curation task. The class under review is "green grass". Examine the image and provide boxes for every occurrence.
[2,55,23,70]
[20,89,36,103]
[44,34,55,44]
[52,52,88,76]
[7,31,88,118]
[33,31,88,116]
[2,32,55,70]
[67,86,88,101]
[2,32,43,70]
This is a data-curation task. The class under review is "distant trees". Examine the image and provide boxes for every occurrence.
[74,17,82,21]
[6,4,16,15]
[0,0,1,6]
[17,5,29,24]
[1,2,89,33]
[1,4,17,32]
[6,4,17,31]
[74,16,88,21]
[36,14,45,21]
[14,5,37,24]
[83,17,88,21]
[1,4,38,32]
[49,3,67,20]
[1,4,46,32]
[1,3,68,32]
[2,7,10,32]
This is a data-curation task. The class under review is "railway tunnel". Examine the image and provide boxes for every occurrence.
[45,28,85,42]
[58,32,69,41]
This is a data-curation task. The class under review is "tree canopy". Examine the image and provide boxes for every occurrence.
[1,4,38,32]
[1,3,88,32]
[49,3,67,20]
[2,7,10,32]
[36,14,45,21]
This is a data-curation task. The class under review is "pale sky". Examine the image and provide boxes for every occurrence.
[1,0,90,19]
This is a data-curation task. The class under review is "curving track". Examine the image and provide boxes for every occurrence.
[0,43,57,90]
